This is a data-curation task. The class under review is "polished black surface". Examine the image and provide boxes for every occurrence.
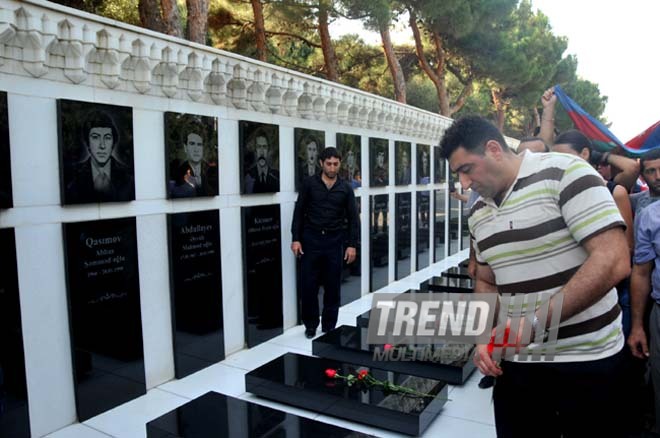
[442,266,472,279]
[416,144,430,184]
[448,189,460,256]
[370,195,389,292]
[421,276,474,293]
[294,128,325,191]
[341,197,361,306]
[461,190,470,251]
[395,193,411,280]
[240,121,280,194]
[146,392,373,437]
[432,146,445,185]
[433,190,446,263]
[416,191,430,270]
[0,92,12,208]
[246,353,448,436]
[355,289,416,328]
[0,229,30,437]
[242,205,283,347]
[168,210,224,378]
[336,133,361,189]
[58,99,135,205]
[395,141,412,185]
[63,218,146,421]
[369,138,388,187]
[313,326,476,385]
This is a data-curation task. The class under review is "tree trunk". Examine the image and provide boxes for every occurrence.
[491,88,507,131]
[160,0,183,37]
[186,0,209,44]
[139,0,166,33]
[318,2,339,81]
[379,25,406,103]
[250,0,267,62]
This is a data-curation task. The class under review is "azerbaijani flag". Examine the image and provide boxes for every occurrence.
[553,84,660,157]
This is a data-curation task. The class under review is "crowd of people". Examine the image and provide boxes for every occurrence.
[444,87,660,437]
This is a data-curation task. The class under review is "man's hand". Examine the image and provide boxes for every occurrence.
[291,241,304,257]
[541,87,556,108]
[628,325,650,359]
[344,247,356,264]
[473,344,503,377]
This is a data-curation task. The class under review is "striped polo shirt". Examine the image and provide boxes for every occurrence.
[469,151,625,362]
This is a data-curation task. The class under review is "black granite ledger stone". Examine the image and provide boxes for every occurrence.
[416,191,430,270]
[418,276,474,294]
[146,391,374,437]
[246,353,448,436]
[0,229,30,437]
[168,210,224,378]
[63,218,146,421]
[441,266,472,280]
[395,193,411,280]
[370,195,389,292]
[242,205,284,347]
[313,326,476,385]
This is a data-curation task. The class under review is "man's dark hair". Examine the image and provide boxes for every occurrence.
[554,130,592,155]
[81,110,119,149]
[519,136,550,152]
[181,117,208,146]
[640,148,660,172]
[319,146,341,162]
[439,115,508,160]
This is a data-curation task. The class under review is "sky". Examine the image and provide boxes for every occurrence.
[330,0,660,141]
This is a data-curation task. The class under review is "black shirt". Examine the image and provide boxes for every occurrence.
[291,174,359,247]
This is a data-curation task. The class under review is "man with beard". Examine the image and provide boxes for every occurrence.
[245,131,280,193]
[65,110,134,204]
[291,147,359,338]
[630,148,660,216]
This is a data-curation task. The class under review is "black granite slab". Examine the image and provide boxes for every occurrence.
[448,189,460,256]
[63,218,146,421]
[246,353,448,436]
[313,326,476,385]
[369,138,388,187]
[370,195,389,292]
[355,289,417,329]
[441,266,472,280]
[395,193,411,280]
[146,391,373,437]
[416,191,430,270]
[433,189,446,263]
[168,210,224,378]
[419,276,473,293]
[0,91,12,208]
[242,205,283,347]
[0,229,30,437]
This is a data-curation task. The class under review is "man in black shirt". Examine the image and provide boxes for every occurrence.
[291,147,359,338]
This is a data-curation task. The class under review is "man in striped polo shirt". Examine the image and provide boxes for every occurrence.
[440,116,631,437]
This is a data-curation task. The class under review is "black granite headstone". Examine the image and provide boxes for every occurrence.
[63,218,146,421]
[146,391,375,437]
[394,141,412,185]
[370,195,389,292]
[242,205,283,347]
[164,112,219,199]
[448,189,460,256]
[58,100,135,205]
[294,128,325,190]
[240,121,280,194]
[246,353,448,436]
[341,197,361,306]
[0,92,12,209]
[168,210,224,378]
[416,191,430,270]
[461,190,470,250]
[416,144,430,184]
[395,193,411,280]
[0,229,30,437]
[337,133,361,189]
[432,146,445,184]
[434,190,446,263]
[313,326,476,385]
[369,138,388,187]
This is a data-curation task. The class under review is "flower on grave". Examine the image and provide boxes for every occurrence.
[383,343,394,351]
[323,368,442,399]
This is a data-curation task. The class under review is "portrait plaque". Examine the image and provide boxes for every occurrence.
[395,193,411,280]
[58,100,135,205]
[369,138,388,187]
[337,133,361,189]
[433,145,446,184]
[417,144,430,184]
[240,121,280,194]
[294,128,325,190]
[165,112,218,198]
[416,191,430,270]
[395,141,412,186]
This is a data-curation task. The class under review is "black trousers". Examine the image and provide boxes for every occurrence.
[300,228,343,331]
[493,349,626,438]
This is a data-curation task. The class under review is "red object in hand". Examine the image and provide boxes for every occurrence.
[357,370,369,380]
[325,368,337,378]
[487,326,514,355]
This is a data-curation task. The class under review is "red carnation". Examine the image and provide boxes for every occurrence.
[325,368,337,378]
[357,370,369,380]
[383,343,393,351]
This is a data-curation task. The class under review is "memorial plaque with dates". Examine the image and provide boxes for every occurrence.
[434,190,446,263]
[168,210,224,378]
[63,218,145,421]
[0,91,12,208]
[416,191,430,270]
[242,205,283,347]
[395,193,411,280]
[448,189,460,256]
[370,195,389,291]
[0,229,30,437]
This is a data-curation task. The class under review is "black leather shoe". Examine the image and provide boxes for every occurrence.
[478,375,495,389]
[321,327,335,333]
[305,328,316,339]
